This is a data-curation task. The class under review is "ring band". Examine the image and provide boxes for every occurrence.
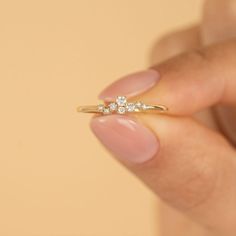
[77,96,168,115]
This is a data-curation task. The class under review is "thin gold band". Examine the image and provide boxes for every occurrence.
[77,104,168,113]
[77,96,168,115]
[77,106,102,113]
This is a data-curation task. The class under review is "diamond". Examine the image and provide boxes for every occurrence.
[126,103,136,112]
[109,102,118,111]
[98,104,105,112]
[142,104,148,110]
[117,106,126,114]
[103,107,111,115]
[116,96,127,106]
[135,102,143,110]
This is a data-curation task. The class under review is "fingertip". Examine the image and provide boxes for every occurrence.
[90,114,160,164]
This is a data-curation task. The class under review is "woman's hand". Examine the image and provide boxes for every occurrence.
[91,1,236,235]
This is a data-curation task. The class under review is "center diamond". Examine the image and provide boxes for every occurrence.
[116,96,127,106]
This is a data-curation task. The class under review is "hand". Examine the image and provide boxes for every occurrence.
[90,1,236,235]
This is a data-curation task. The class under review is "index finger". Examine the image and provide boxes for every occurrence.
[99,41,236,115]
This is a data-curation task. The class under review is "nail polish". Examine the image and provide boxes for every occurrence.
[99,69,160,101]
[90,115,159,164]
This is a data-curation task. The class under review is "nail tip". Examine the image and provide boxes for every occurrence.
[90,114,159,164]
[98,69,160,101]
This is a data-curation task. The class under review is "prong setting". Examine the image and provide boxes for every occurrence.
[103,107,111,115]
[76,96,166,115]
[117,106,126,114]
[116,96,127,106]
[99,96,152,115]
[126,103,136,112]
[98,104,105,112]
[108,102,118,111]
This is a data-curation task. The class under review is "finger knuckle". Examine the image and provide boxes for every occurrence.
[186,48,211,64]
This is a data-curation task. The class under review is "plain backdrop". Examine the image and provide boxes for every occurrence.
[0,1,202,235]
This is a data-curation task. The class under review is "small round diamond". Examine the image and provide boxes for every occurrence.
[103,107,111,115]
[116,96,127,106]
[142,104,148,110]
[135,102,143,110]
[117,106,126,114]
[109,102,118,111]
[98,104,105,112]
[126,103,136,112]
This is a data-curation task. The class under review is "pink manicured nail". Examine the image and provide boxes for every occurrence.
[90,115,159,164]
[99,69,160,101]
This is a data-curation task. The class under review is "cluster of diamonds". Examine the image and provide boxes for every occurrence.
[98,96,147,115]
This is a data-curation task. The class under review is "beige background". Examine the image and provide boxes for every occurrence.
[0,1,202,235]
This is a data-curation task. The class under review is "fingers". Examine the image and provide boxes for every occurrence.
[202,0,236,44]
[150,26,200,64]
[99,26,201,104]
[99,41,236,115]
[149,25,219,134]
[213,106,236,146]
[90,113,236,235]
[201,0,236,146]
[149,23,216,236]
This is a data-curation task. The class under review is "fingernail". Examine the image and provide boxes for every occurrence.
[99,69,160,101]
[90,115,159,164]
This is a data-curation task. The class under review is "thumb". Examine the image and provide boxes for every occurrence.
[90,113,236,235]
[91,41,236,235]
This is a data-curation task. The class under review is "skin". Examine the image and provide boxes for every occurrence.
[150,1,236,235]
[92,1,236,235]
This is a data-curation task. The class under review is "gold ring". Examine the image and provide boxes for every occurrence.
[77,96,168,115]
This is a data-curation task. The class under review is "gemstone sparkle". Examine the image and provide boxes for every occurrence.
[117,106,126,114]
[103,107,111,115]
[116,96,127,106]
[98,104,105,112]
[109,102,118,111]
[126,103,136,112]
